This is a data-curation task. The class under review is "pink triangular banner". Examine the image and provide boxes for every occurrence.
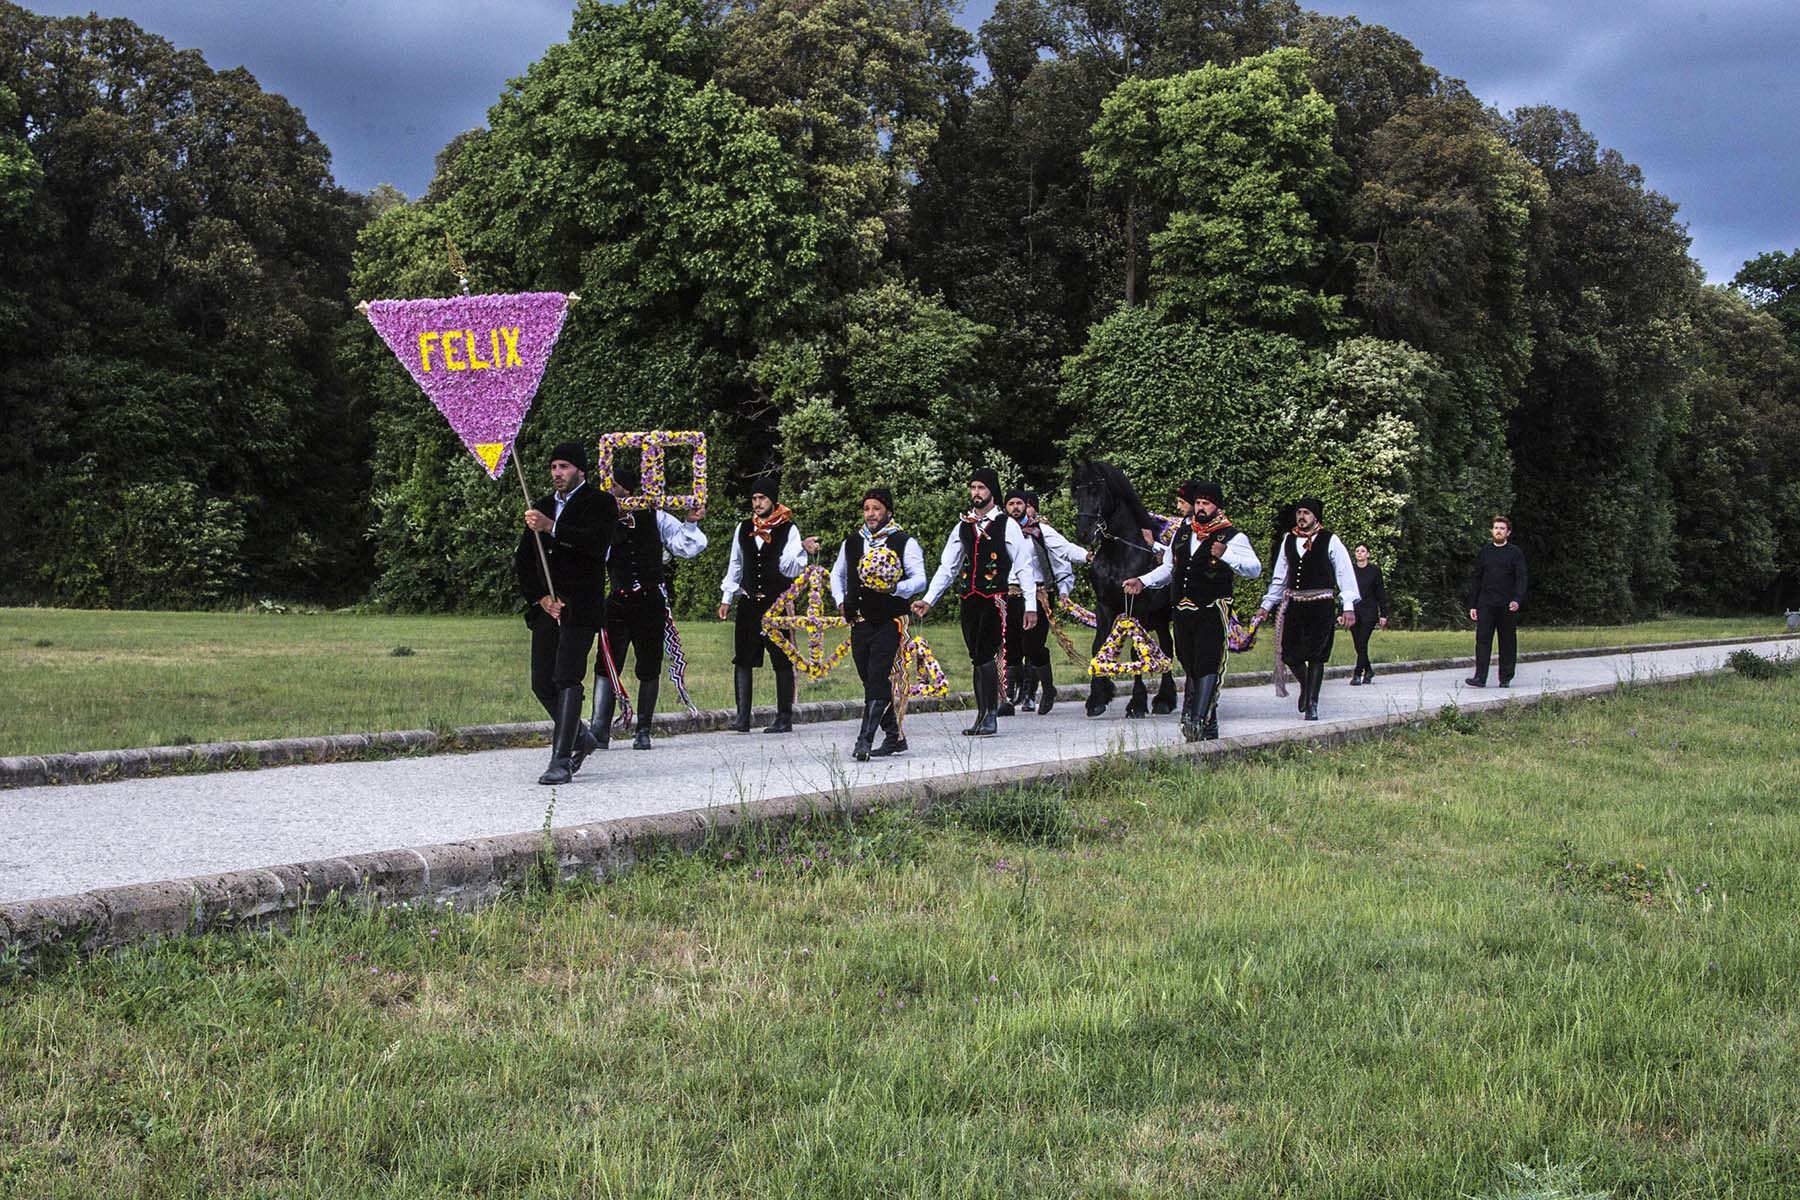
[364,292,571,479]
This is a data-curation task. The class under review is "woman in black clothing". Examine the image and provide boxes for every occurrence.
[1348,543,1388,685]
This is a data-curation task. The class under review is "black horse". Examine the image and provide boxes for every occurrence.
[1071,459,1179,718]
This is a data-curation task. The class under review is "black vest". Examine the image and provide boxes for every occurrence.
[1282,529,1337,592]
[1172,523,1243,605]
[736,518,795,599]
[608,512,666,594]
[843,529,913,624]
[955,512,1014,597]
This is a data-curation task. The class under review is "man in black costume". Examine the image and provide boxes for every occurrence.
[718,474,819,733]
[1348,543,1389,685]
[1256,497,1359,721]
[517,441,618,784]
[830,487,928,761]
[1127,480,1261,740]
[1464,515,1527,688]
[913,468,1039,736]
[590,454,707,750]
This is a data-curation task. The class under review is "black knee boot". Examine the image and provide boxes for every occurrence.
[1180,677,1203,742]
[997,661,1017,718]
[1018,663,1038,713]
[731,666,754,732]
[633,677,659,749]
[1304,661,1325,721]
[963,660,999,736]
[539,686,584,785]
[590,675,616,750]
[853,698,888,761]
[1035,658,1056,715]
[1196,673,1221,740]
[871,703,906,756]
[764,665,795,733]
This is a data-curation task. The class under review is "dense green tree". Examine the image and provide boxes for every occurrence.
[1732,248,1800,352]
[1502,106,1697,621]
[0,4,365,606]
[1086,48,1346,333]
[351,0,828,612]
[1668,287,1800,612]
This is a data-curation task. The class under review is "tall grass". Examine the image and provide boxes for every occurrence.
[3,671,1798,1196]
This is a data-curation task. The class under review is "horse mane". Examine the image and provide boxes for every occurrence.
[1074,458,1156,534]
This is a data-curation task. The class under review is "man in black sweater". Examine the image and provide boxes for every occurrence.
[1464,515,1527,688]
[517,441,619,785]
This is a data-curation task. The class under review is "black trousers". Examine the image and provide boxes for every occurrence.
[1474,604,1518,683]
[1172,603,1226,680]
[1350,602,1378,673]
[851,617,902,703]
[1281,599,1337,673]
[603,588,666,682]
[1006,591,1050,671]
[530,616,598,717]
[732,594,794,679]
[959,593,1004,665]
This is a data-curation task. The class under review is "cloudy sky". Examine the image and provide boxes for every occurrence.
[21,0,1797,281]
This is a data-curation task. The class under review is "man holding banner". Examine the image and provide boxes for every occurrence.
[517,441,618,784]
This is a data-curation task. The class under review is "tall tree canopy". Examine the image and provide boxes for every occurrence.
[0,2,364,606]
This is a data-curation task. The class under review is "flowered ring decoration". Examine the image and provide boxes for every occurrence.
[904,635,951,698]
[760,565,850,681]
[595,430,708,513]
[1059,594,1099,629]
[1089,614,1173,679]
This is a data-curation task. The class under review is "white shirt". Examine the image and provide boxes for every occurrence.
[549,479,585,533]
[1133,523,1262,589]
[923,508,1039,611]
[720,521,809,603]
[828,526,929,606]
[1257,530,1360,613]
[1020,518,1079,597]
[650,509,708,559]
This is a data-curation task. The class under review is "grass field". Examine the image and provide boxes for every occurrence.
[3,668,1799,1196]
[0,607,1786,756]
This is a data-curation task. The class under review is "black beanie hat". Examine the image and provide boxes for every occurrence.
[1179,479,1224,506]
[1295,496,1325,523]
[548,440,589,473]
[968,467,1001,498]
[863,486,894,515]
[750,472,780,503]
[1021,489,1039,510]
[610,452,642,490]
[1004,487,1030,506]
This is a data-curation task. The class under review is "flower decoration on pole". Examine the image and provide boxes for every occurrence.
[902,634,951,698]
[361,292,571,480]
[595,430,708,513]
[1089,614,1173,679]
[760,565,850,681]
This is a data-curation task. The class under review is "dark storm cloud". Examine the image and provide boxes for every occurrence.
[23,0,1798,279]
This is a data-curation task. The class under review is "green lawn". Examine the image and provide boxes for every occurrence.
[3,669,1798,1196]
[0,607,1786,756]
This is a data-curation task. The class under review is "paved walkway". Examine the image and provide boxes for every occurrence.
[2,638,1791,904]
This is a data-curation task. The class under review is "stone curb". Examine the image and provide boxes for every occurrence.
[0,656,1762,960]
[2,633,1791,790]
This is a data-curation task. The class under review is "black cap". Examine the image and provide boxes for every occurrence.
[548,441,588,472]
[1004,487,1030,506]
[968,467,1001,498]
[863,486,894,514]
[1295,496,1325,523]
[610,453,641,490]
[750,472,780,503]
[1179,479,1223,506]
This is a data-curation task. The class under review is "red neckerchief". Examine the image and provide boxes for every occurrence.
[1020,514,1043,539]
[1190,512,1232,539]
[751,503,794,544]
[1291,524,1320,554]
